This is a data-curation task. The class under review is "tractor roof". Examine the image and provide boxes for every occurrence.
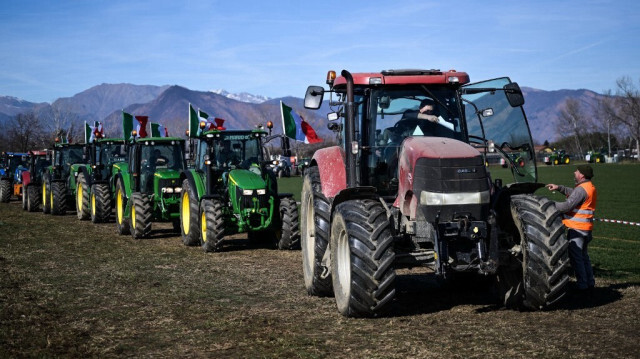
[332,69,470,88]
[97,138,126,143]
[135,136,185,143]
[28,150,48,156]
[201,129,268,137]
[2,152,29,157]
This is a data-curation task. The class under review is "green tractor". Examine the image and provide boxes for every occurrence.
[75,137,129,223]
[113,136,186,238]
[544,149,570,165]
[586,150,605,163]
[180,124,300,252]
[42,142,89,215]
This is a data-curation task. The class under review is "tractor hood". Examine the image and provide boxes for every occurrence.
[397,136,487,219]
[153,168,181,180]
[228,169,266,190]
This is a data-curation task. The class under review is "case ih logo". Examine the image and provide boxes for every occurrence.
[457,168,477,174]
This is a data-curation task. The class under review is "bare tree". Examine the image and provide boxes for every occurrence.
[556,98,587,155]
[600,76,640,160]
[5,112,48,152]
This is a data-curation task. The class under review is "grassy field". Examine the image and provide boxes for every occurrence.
[0,163,638,358]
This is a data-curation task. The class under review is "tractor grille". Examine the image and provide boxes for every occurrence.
[413,155,490,222]
[238,190,270,210]
[158,178,180,195]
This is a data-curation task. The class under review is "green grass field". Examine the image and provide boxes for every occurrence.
[280,162,640,282]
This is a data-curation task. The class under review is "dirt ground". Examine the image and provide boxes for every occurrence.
[1,201,638,358]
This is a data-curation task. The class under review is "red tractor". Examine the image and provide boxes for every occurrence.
[301,69,569,317]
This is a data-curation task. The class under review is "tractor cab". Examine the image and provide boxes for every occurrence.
[0,152,29,203]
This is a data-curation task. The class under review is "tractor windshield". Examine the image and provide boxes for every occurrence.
[213,133,263,170]
[462,77,537,184]
[140,142,186,172]
[97,142,127,166]
[363,87,463,195]
[56,146,87,167]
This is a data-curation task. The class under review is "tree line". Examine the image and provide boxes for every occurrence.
[552,76,640,160]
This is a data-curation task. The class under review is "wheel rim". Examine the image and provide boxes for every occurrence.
[77,184,83,212]
[181,191,190,235]
[116,188,123,224]
[50,190,53,208]
[42,182,46,205]
[201,211,207,243]
[335,221,351,300]
[91,193,96,217]
[131,203,136,229]
[302,192,315,277]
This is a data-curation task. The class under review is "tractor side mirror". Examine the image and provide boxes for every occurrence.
[327,112,339,121]
[504,82,525,107]
[304,86,324,109]
[379,96,390,109]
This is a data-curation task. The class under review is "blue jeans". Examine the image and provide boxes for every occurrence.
[567,229,595,289]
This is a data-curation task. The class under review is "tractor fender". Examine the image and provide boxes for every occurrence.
[21,171,32,188]
[331,186,380,214]
[183,169,206,199]
[113,173,132,199]
[77,166,92,187]
[312,146,347,199]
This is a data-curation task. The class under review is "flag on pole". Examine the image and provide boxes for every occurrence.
[151,123,168,137]
[85,121,91,144]
[135,116,149,138]
[198,109,209,120]
[122,111,133,140]
[189,104,199,138]
[280,101,322,144]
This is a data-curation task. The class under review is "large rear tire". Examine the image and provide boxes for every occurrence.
[330,199,396,317]
[91,183,112,223]
[115,180,130,235]
[497,194,569,310]
[50,181,67,215]
[277,197,300,250]
[300,166,333,296]
[22,184,28,210]
[76,173,90,220]
[200,198,224,252]
[0,179,11,203]
[180,179,200,246]
[27,184,40,212]
[129,192,152,239]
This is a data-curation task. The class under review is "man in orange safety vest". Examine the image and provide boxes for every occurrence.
[547,164,597,292]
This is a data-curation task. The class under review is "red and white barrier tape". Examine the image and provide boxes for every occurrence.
[595,218,640,227]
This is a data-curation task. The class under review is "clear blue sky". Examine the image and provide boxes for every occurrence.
[1,0,639,103]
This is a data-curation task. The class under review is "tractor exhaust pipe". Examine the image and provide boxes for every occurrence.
[341,70,357,188]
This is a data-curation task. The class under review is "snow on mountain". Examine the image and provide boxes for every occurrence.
[210,89,271,104]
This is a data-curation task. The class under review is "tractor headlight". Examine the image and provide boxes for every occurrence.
[243,189,253,195]
[256,189,266,195]
[162,187,174,193]
[420,190,490,206]
[174,187,182,193]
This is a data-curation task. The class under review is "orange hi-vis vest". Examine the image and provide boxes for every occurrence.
[562,181,597,231]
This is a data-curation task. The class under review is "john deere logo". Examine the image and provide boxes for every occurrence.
[457,168,477,174]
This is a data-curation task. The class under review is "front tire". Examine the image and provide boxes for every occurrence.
[331,199,396,317]
[200,199,224,252]
[50,182,67,215]
[129,192,152,239]
[497,194,569,310]
[76,173,90,220]
[180,179,200,246]
[27,185,40,212]
[42,180,50,214]
[0,179,11,203]
[277,197,300,250]
[300,166,333,296]
[115,180,130,235]
[91,183,112,223]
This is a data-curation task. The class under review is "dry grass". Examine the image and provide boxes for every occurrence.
[1,201,639,358]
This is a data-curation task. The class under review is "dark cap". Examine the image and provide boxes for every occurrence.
[420,98,434,107]
[577,164,593,179]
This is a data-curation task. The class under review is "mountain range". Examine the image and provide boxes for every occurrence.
[0,84,605,144]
